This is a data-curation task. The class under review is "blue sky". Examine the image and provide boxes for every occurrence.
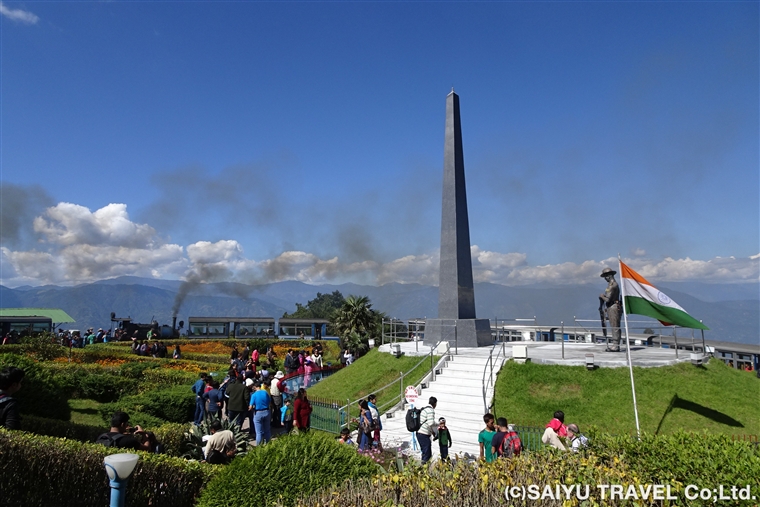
[1,1,758,288]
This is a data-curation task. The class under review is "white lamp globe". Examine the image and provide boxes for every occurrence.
[104,453,140,481]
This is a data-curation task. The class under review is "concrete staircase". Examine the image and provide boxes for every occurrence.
[378,343,507,461]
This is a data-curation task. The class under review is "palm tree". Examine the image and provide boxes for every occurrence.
[333,295,376,353]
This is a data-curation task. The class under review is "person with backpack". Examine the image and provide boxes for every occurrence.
[416,397,438,464]
[96,411,151,451]
[0,366,25,430]
[357,400,374,452]
[191,373,208,425]
[491,417,523,459]
[367,394,382,451]
[566,423,588,452]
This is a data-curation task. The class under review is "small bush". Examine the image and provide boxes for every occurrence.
[0,353,71,421]
[20,333,64,361]
[98,384,194,424]
[196,431,379,507]
[0,428,215,507]
[153,422,189,457]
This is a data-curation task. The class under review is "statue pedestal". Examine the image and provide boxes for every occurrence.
[423,318,492,348]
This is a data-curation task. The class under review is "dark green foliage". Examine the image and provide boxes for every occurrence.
[0,429,214,507]
[282,290,345,321]
[20,415,186,456]
[197,431,379,507]
[119,360,160,378]
[20,333,64,361]
[152,422,189,456]
[98,384,194,425]
[21,414,104,442]
[181,418,249,460]
[142,367,197,386]
[589,430,760,495]
[0,353,70,420]
[51,364,139,402]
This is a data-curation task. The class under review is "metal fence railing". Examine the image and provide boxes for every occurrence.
[296,340,451,434]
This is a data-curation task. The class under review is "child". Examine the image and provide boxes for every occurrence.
[338,427,354,445]
[281,397,294,432]
[435,417,452,461]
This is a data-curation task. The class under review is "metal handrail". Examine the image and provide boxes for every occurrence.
[481,340,506,414]
[338,339,452,430]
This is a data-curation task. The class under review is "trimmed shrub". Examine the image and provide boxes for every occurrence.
[142,367,197,387]
[119,360,160,378]
[0,353,70,420]
[20,415,185,456]
[98,384,195,424]
[49,364,140,402]
[20,414,103,442]
[153,422,189,457]
[0,428,215,507]
[197,431,379,507]
[589,431,760,494]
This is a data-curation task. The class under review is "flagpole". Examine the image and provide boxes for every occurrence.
[618,255,641,439]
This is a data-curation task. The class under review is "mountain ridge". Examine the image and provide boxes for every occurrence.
[1,277,757,345]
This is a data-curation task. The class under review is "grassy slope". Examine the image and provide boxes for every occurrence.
[493,359,760,435]
[68,398,104,426]
[307,348,437,412]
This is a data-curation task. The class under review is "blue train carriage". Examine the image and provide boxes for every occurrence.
[187,317,231,339]
[277,318,331,340]
[233,318,276,338]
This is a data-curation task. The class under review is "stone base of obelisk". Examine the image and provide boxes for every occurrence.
[423,318,492,348]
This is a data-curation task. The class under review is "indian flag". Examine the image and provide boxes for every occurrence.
[619,261,709,330]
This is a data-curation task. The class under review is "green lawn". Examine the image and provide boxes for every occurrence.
[493,359,760,436]
[307,348,438,413]
[68,398,105,427]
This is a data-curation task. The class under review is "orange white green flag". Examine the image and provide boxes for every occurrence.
[619,261,708,330]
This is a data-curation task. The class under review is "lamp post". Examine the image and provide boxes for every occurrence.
[104,453,139,507]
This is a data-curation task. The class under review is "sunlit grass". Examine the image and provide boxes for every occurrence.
[68,398,104,427]
[493,358,760,435]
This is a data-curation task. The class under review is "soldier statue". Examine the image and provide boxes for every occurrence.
[599,267,622,352]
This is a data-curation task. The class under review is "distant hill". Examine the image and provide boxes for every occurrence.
[1,277,757,345]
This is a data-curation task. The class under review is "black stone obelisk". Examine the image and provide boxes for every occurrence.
[424,91,492,348]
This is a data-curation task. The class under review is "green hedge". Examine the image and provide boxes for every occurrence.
[197,431,379,507]
[20,414,104,442]
[142,367,197,386]
[19,415,188,457]
[589,430,760,493]
[0,353,71,420]
[0,429,214,507]
[98,384,195,425]
[47,363,140,402]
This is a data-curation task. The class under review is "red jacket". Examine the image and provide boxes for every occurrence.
[293,397,312,429]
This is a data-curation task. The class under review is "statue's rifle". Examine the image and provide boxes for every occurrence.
[598,298,608,338]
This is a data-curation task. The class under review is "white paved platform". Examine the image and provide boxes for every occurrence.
[377,340,691,461]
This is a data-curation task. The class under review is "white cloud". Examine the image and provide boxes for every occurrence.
[0,2,39,24]
[1,201,758,288]
[34,203,158,248]
[2,203,185,285]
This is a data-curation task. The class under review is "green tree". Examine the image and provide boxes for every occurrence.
[282,290,345,320]
[333,295,385,355]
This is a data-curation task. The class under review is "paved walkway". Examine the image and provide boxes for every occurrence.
[377,340,691,461]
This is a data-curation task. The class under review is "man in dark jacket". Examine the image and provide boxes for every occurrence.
[225,375,248,427]
[0,366,25,429]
